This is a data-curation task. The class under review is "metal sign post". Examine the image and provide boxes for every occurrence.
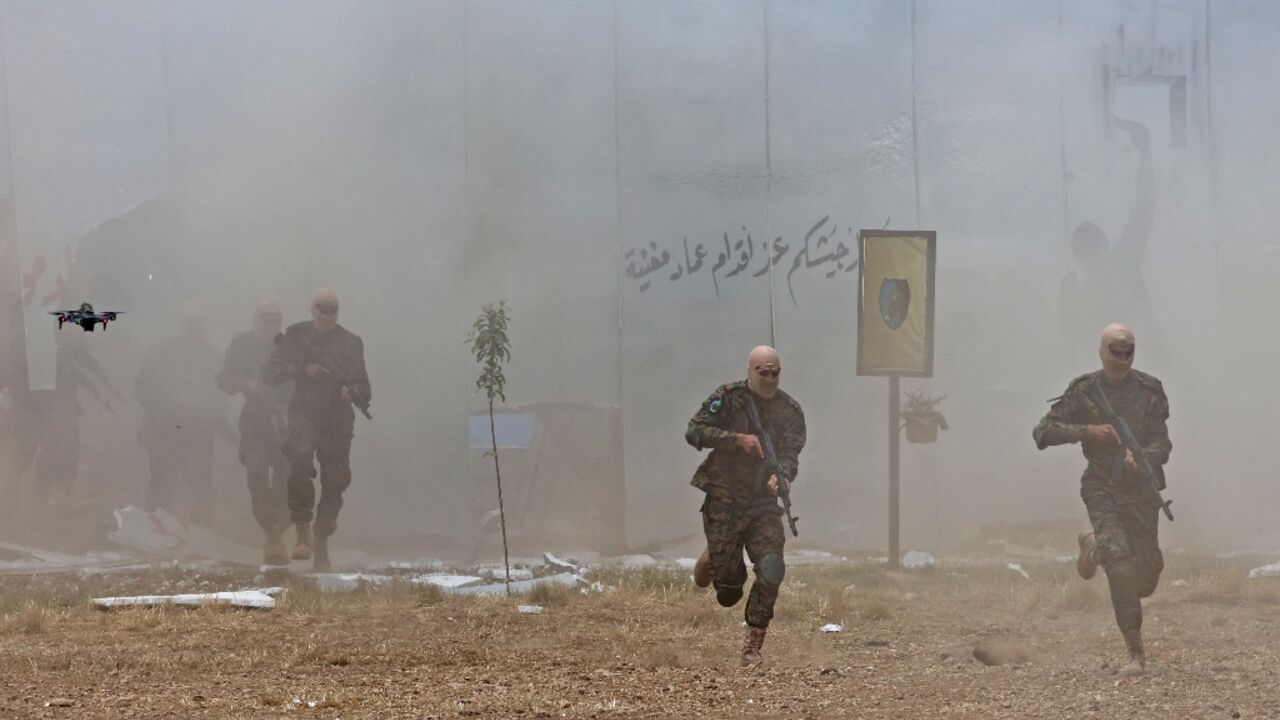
[857,230,936,570]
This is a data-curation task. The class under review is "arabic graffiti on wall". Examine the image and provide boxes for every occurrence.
[624,215,858,305]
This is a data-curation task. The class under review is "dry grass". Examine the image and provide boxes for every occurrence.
[3,555,1280,717]
[526,579,577,606]
[415,582,446,606]
[1182,564,1248,604]
[16,600,50,635]
[857,591,896,621]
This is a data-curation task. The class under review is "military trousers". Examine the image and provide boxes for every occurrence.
[241,432,290,535]
[1083,481,1164,636]
[701,484,787,629]
[283,408,355,538]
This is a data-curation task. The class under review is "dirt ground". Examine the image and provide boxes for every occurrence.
[1,556,1279,719]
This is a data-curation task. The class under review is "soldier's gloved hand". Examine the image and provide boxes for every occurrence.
[1084,424,1120,445]
[304,363,329,380]
[766,475,791,498]
[734,433,764,457]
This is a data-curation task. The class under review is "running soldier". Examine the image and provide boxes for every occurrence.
[218,301,292,565]
[1034,323,1171,676]
[686,345,805,666]
[266,290,370,571]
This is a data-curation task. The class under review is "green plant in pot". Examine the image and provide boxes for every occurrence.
[901,390,947,444]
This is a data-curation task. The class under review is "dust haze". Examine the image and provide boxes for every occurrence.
[0,0,1276,562]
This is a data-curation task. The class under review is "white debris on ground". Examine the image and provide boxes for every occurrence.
[309,573,394,592]
[902,551,936,570]
[1007,563,1030,579]
[449,572,586,597]
[475,565,535,582]
[580,581,610,595]
[517,605,544,614]
[543,552,580,573]
[619,554,658,568]
[674,557,697,570]
[92,589,280,610]
[411,574,485,589]
[819,624,844,633]
[1248,561,1280,579]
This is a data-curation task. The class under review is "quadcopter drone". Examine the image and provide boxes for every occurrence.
[51,302,124,332]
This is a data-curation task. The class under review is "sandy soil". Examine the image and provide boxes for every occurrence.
[1,556,1278,719]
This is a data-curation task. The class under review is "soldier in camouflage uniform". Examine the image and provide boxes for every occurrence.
[266,290,370,572]
[686,345,805,666]
[217,301,293,565]
[1034,323,1170,676]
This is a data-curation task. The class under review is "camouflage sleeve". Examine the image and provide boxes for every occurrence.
[1033,383,1089,450]
[776,405,806,481]
[264,331,301,387]
[1142,386,1171,466]
[685,386,738,451]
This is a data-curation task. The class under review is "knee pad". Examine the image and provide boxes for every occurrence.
[760,553,785,585]
[716,585,744,607]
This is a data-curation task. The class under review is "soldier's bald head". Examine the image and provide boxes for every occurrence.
[311,288,340,332]
[313,289,339,309]
[255,299,281,318]
[1099,323,1135,382]
[747,345,781,398]
[254,299,282,339]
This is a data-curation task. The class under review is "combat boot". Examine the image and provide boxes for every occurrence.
[263,530,289,566]
[312,534,332,572]
[694,546,712,588]
[1077,530,1098,580]
[741,625,767,667]
[1118,629,1146,677]
[291,522,312,561]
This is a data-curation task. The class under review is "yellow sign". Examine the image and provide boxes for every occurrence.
[857,230,936,377]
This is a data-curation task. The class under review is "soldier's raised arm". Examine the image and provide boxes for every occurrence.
[1033,382,1089,450]
[685,385,738,451]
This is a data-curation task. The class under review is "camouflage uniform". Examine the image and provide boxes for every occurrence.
[1033,369,1171,640]
[265,322,370,539]
[218,331,292,536]
[686,380,805,629]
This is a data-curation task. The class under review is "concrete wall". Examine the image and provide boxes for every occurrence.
[1,0,1277,554]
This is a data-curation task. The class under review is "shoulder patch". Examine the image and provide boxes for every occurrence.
[707,398,723,414]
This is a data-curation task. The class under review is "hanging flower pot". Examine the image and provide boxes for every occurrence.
[901,390,947,444]
[902,410,947,444]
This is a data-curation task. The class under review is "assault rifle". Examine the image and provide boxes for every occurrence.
[744,394,799,537]
[299,334,372,420]
[1087,379,1172,521]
